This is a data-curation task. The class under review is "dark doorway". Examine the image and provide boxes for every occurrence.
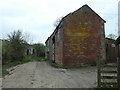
[52,36,55,63]
[27,49,29,55]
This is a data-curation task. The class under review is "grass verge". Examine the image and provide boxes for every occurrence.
[2,56,33,77]
[33,57,48,61]
[2,56,47,77]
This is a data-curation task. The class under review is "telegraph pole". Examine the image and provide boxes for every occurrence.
[118,1,120,36]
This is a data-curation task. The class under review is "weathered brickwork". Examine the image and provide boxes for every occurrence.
[45,5,106,67]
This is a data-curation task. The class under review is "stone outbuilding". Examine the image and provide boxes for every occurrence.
[45,5,106,67]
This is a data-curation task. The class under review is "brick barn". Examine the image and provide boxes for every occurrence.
[45,5,106,67]
[106,38,117,63]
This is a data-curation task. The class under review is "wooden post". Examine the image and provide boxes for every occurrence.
[118,58,120,88]
[117,45,120,88]
[97,56,101,87]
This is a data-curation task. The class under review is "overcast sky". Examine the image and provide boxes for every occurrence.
[0,0,119,44]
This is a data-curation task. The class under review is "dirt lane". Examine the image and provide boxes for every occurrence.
[2,61,97,88]
[2,61,37,88]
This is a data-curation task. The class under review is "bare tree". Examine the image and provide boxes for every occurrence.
[24,32,33,44]
[53,16,63,27]
[107,34,117,40]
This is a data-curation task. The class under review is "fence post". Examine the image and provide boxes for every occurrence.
[97,56,101,87]
[117,45,120,88]
[118,58,120,89]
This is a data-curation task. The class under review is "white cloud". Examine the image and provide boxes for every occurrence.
[0,0,120,44]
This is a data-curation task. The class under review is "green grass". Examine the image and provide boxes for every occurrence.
[2,56,33,77]
[95,87,118,90]
[31,56,48,61]
[95,85,118,90]
[2,56,48,77]
[2,65,9,77]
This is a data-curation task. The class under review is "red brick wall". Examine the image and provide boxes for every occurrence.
[55,41,63,66]
[54,23,64,66]
[62,6,106,66]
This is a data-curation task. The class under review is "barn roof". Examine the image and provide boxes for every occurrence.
[75,4,106,23]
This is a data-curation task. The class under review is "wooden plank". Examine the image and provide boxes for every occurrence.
[101,82,117,84]
[101,80,117,83]
[99,62,118,87]
[102,65,117,68]
[101,73,117,77]
[100,82,118,87]
[101,76,117,79]
[100,70,117,74]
